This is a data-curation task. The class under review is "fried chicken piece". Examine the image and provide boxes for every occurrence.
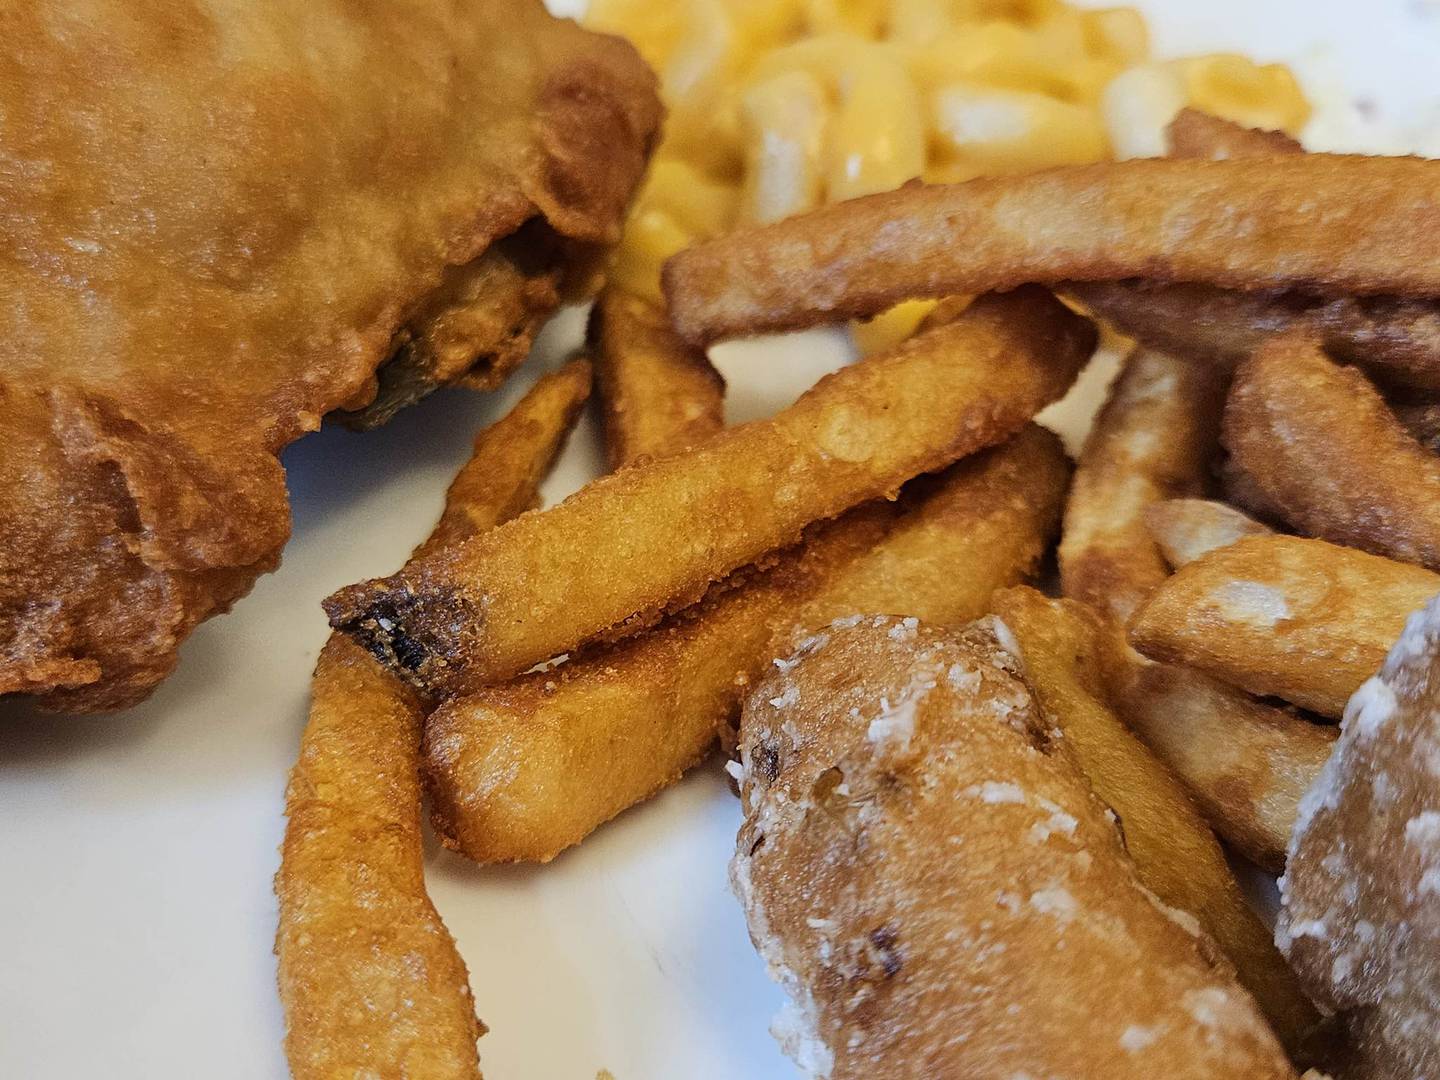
[733,615,1296,1079]
[0,0,659,711]
[1278,597,1440,1080]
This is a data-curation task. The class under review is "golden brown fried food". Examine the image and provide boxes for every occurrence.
[1391,398,1440,454]
[0,0,660,713]
[732,614,1296,1080]
[416,359,593,557]
[1059,348,1226,622]
[1146,497,1273,570]
[799,424,1070,627]
[1129,536,1440,718]
[277,638,485,1080]
[327,288,1094,696]
[1069,281,1440,391]
[424,425,1069,863]
[1165,107,1305,159]
[1224,335,1440,569]
[277,366,590,1077]
[588,287,726,468]
[1106,659,1335,872]
[991,587,1316,1046]
[424,507,895,864]
[1279,597,1440,1080]
[663,156,1440,345]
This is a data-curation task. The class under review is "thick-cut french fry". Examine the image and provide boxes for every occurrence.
[1070,281,1440,392]
[662,156,1440,345]
[731,615,1295,1079]
[424,506,895,864]
[1070,112,1440,390]
[800,424,1070,626]
[424,425,1070,863]
[277,363,591,1078]
[1165,106,1303,159]
[1146,497,1272,570]
[1060,348,1226,621]
[418,359,594,555]
[277,638,485,1080]
[587,287,726,469]
[1105,658,1336,872]
[1225,335,1440,570]
[1128,535,1440,717]
[327,288,1094,696]
[990,586,1318,1047]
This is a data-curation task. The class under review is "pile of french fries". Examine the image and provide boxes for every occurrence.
[276,108,1440,1080]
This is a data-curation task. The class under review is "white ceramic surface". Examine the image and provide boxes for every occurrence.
[3,4,1438,1077]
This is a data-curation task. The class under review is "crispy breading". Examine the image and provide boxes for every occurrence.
[663,156,1440,345]
[1224,334,1440,569]
[1165,107,1305,159]
[276,363,590,1077]
[1059,348,1226,622]
[1128,536,1440,718]
[0,0,659,712]
[588,287,726,468]
[1105,657,1335,872]
[1279,597,1440,1080]
[327,289,1094,696]
[732,615,1296,1079]
[423,425,1068,864]
[991,587,1317,1047]
[1145,498,1273,570]
[424,507,894,864]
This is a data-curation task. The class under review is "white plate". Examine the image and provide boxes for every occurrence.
[3,4,1439,1077]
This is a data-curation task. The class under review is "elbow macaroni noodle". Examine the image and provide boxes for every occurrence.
[588,0,1309,349]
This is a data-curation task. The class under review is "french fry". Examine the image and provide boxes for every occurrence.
[1225,334,1440,570]
[730,614,1295,1079]
[1070,112,1440,391]
[327,288,1095,696]
[1145,497,1272,570]
[424,425,1070,863]
[1165,106,1303,159]
[662,156,1440,345]
[424,505,895,864]
[418,359,594,555]
[276,362,592,1078]
[990,586,1318,1047]
[587,287,725,469]
[1105,657,1336,872]
[799,424,1070,627]
[1059,347,1226,622]
[1128,535,1440,718]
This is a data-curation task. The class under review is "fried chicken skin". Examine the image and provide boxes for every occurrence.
[0,0,659,711]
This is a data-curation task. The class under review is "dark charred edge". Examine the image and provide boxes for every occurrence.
[334,220,567,431]
[322,584,471,701]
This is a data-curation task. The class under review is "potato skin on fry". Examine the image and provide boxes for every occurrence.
[1060,348,1226,622]
[991,587,1317,1047]
[733,615,1296,1080]
[277,638,484,1080]
[1146,497,1272,570]
[327,287,1094,696]
[423,425,1069,864]
[663,156,1440,345]
[1106,658,1335,872]
[588,287,725,469]
[1224,335,1440,570]
[1129,536,1440,718]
